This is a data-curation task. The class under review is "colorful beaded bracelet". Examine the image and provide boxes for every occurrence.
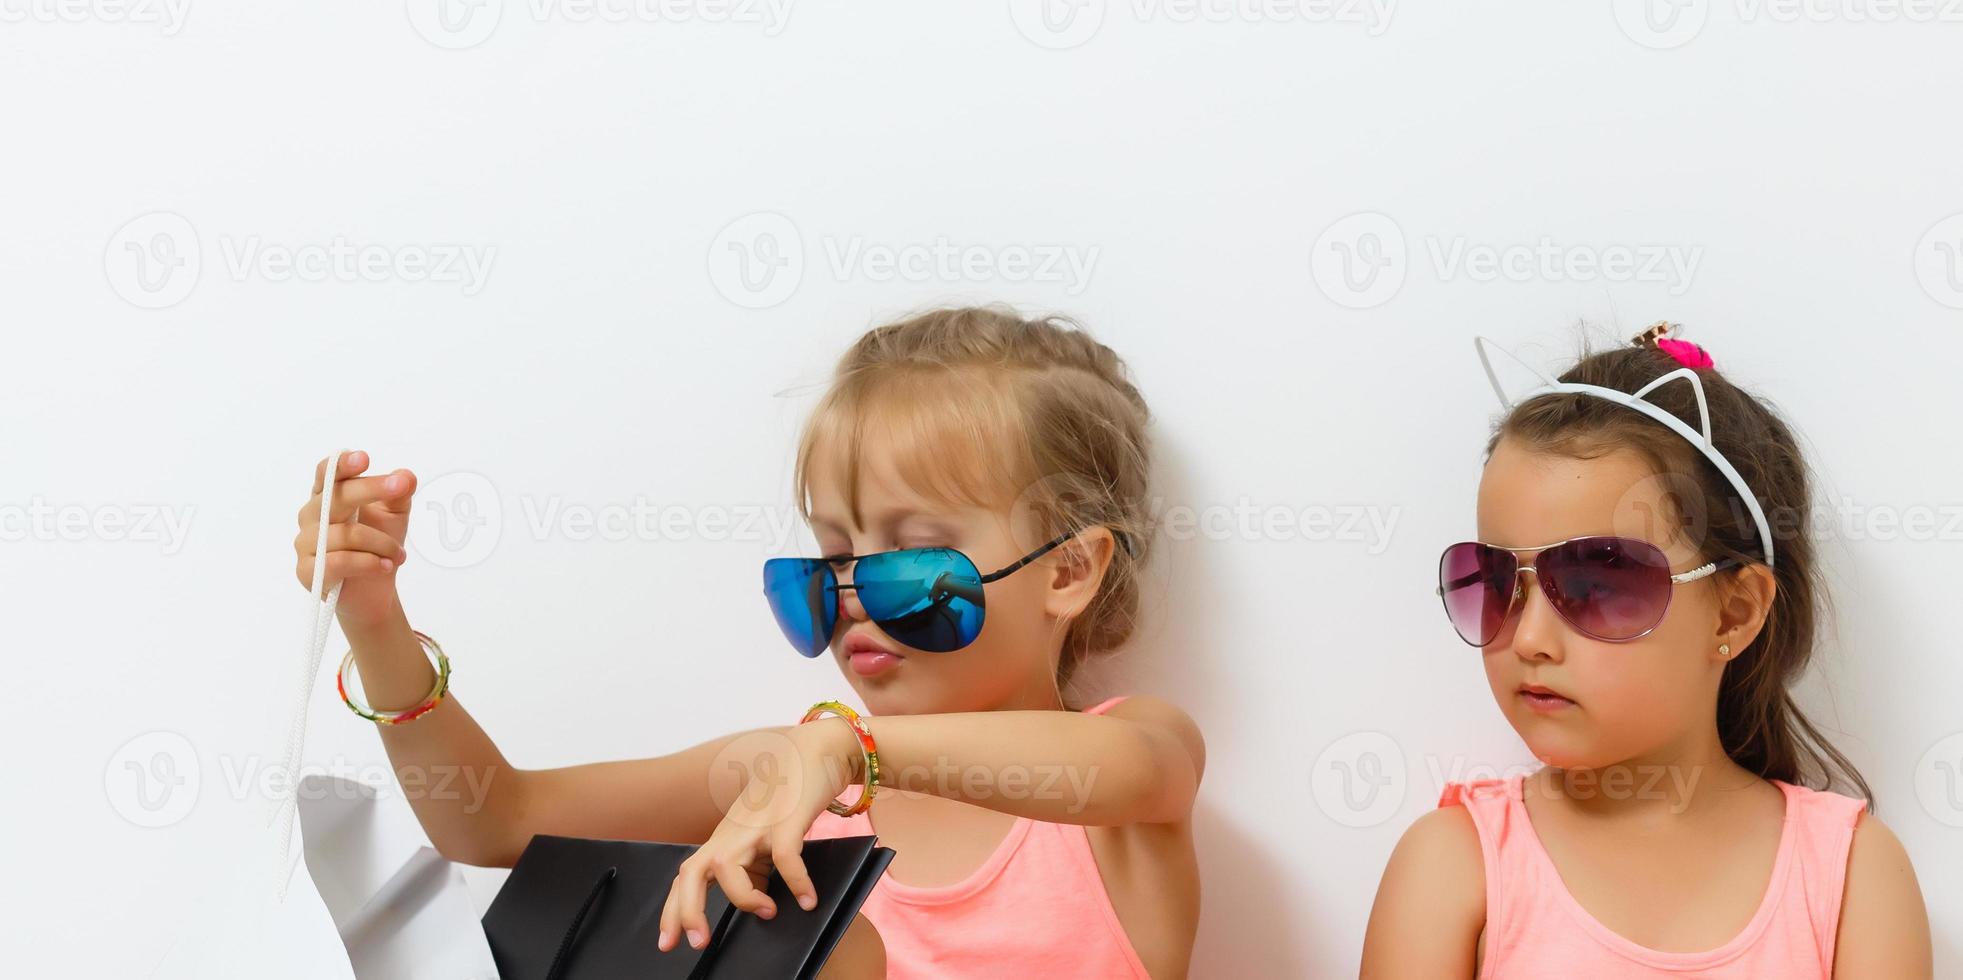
[800,700,880,817]
[337,630,451,725]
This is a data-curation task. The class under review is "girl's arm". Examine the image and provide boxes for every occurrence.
[1831,813,1932,978]
[655,695,1204,951]
[342,596,763,867]
[1360,807,1484,979]
[300,454,750,867]
[817,695,1206,826]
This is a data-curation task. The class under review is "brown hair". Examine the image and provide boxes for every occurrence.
[793,306,1153,692]
[1491,329,1869,801]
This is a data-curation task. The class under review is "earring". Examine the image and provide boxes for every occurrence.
[1718,643,1732,659]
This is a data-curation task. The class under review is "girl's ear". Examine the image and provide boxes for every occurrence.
[1044,527,1116,623]
[1714,562,1777,659]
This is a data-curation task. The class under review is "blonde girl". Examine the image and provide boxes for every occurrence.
[293,307,1205,978]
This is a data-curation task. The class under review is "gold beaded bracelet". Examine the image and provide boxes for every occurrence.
[799,700,880,816]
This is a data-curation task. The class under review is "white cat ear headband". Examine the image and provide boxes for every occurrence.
[1473,323,1777,568]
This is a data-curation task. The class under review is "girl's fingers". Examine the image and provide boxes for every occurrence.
[660,867,696,951]
[655,875,679,950]
[323,471,415,522]
[773,837,818,912]
[365,470,417,516]
[295,523,408,562]
[312,451,369,494]
[658,876,681,952]
[295,551,396,591]
[331,522,408,559]
[712,857,776,919]
[663,862,709,951]
[675,861,716,949]
[297,459,397,530]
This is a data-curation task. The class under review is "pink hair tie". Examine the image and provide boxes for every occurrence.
[1655,337,1714,370]
[1632,321,1714,370]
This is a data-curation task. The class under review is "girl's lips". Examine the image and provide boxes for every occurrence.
[1518,686,1577,712]
[842,633,903,676]
[848,651,902,676]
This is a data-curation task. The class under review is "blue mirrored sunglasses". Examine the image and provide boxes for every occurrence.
[762,528,1131,657]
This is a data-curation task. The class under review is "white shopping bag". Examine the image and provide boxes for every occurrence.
[150,451,499,980]
[300,772,501,980]
[147,836,361,980]
[148,776,500,979]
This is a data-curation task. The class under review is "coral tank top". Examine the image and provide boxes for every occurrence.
[1439,770,1866,978]
[804,695,1151,979]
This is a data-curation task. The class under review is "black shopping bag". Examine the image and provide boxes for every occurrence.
[481,834,894,980]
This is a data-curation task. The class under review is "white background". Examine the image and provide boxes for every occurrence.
[4,2,1961,976]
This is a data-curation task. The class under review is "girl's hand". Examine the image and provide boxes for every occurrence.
[657,719,862,952]
[293,451,416,625]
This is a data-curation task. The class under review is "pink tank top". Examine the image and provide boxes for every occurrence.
[804,695,1151,979]
[1439,771,1866,978]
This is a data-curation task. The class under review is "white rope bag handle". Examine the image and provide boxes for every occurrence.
[267,449,354,896]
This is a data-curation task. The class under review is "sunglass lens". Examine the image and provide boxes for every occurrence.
[763,558,837,657]
[1439,542,1516,646]
[1539,537,1673,641]
[853,548,985,653]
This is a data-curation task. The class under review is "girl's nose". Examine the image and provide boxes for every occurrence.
[837,584,868,624]
[1507,571,1566,664]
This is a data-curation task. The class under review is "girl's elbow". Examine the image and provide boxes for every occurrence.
[1113,729,1200,824]
[433,830,516,868]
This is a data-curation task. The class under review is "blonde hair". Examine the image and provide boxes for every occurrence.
[792,306,1153,689]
